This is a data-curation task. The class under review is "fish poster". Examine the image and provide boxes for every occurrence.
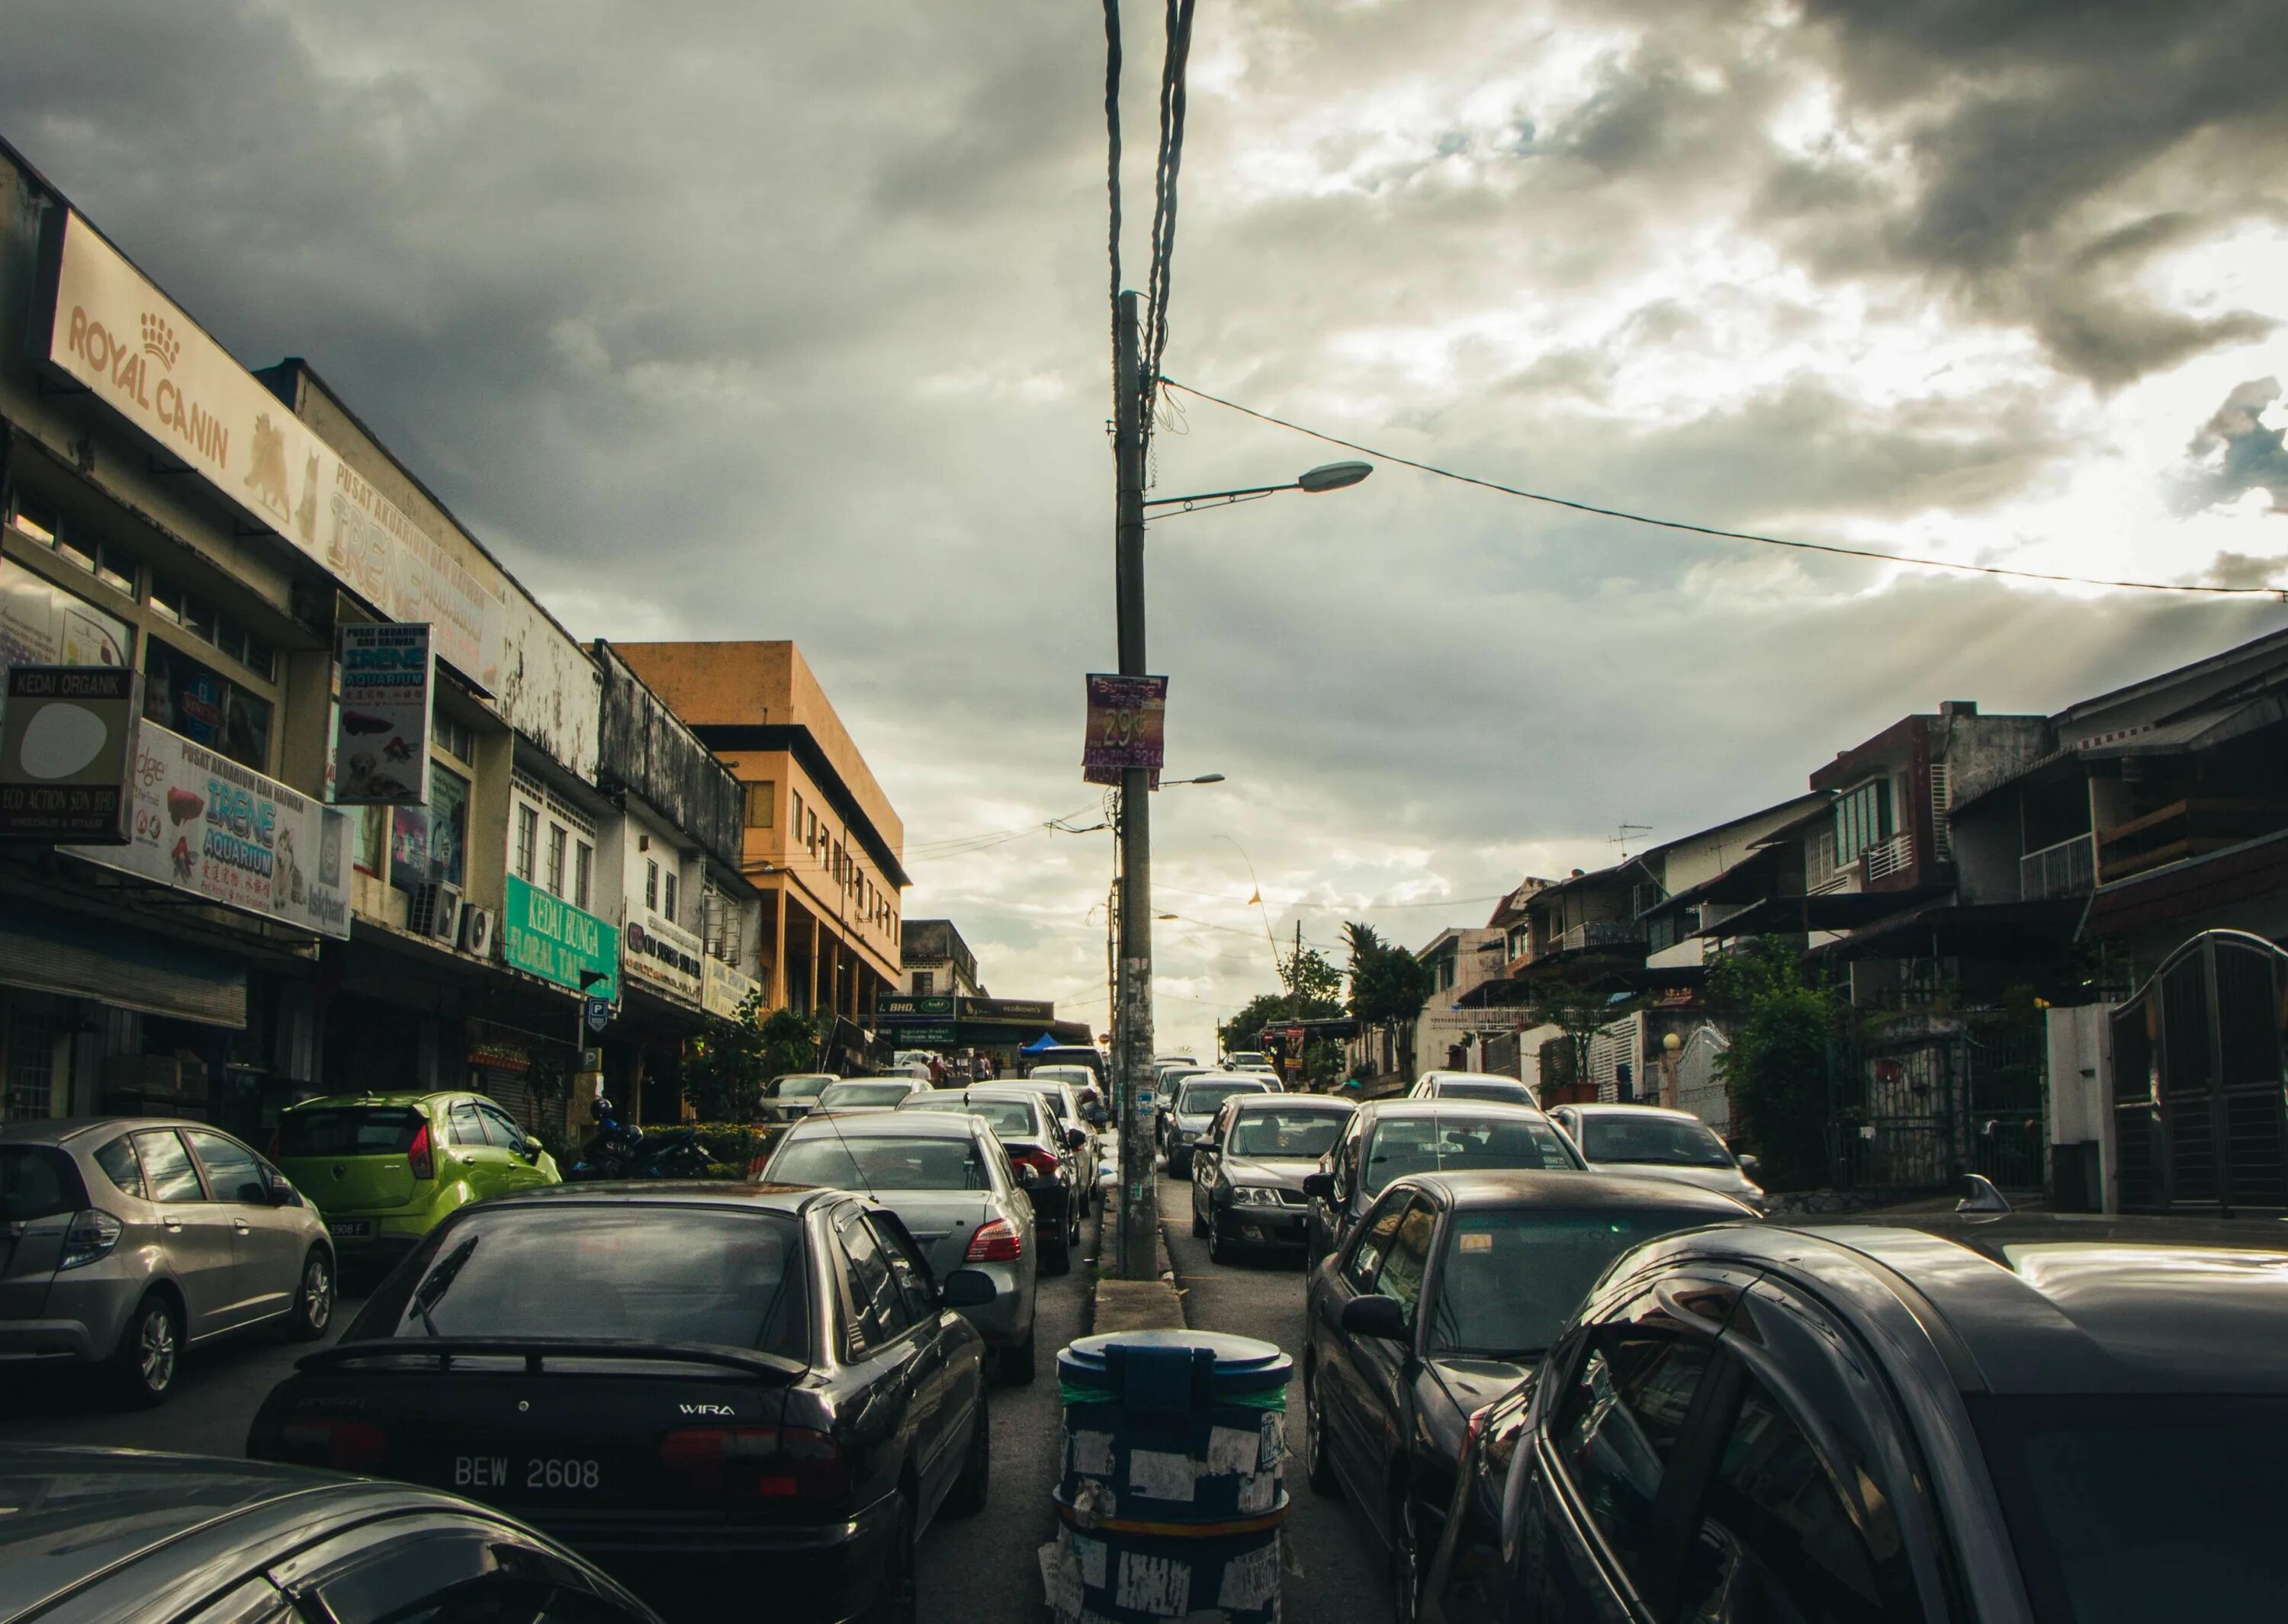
[333,621,432,805]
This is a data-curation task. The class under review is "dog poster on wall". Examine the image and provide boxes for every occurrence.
[333,621,432,806]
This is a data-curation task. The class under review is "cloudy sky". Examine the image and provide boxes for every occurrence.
[8,0,2288,1053]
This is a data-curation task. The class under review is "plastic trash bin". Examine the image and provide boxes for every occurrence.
[1042,1330,1293,1624]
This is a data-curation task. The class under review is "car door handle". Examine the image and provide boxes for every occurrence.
[162,1216,185,1231]
[233,1219,252,1234]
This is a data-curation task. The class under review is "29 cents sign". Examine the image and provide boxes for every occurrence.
[1081,674,1167,788]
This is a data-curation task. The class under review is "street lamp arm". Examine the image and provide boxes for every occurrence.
[1140,482,1298,510]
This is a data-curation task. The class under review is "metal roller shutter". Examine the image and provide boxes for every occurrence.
[0,899,246,1028]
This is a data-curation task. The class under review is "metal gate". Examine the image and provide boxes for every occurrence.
[1673,1025,1732,1138]
[1827,1019,2047,1194]
[2110,929,2288,1215]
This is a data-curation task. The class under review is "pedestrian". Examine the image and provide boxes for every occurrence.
[928,1054,946,1086]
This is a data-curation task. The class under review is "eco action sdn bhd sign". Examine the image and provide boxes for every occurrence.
[503,874,619,1002]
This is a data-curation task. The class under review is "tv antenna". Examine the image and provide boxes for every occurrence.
[1609,823,1653,860]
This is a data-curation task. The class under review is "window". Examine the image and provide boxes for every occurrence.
[8,493,56,544]
[1679,1377,1901,1624]
[574,840,593,910]
[664,870,680,923]
[477,1103,528,1150]
[836,1209,910,1353]
[433,711,476,765]
[645,859,660,911]
[1551,1311,1718,1578]
[515,805,538,882]
[148,574,183,621]
[448,1100,486,1147]
[183,1130,267,1204]
[95,541,135,597]
[744,781,776,828]
[1836,778,1891,865]
[133,1130,207,1202]
[92,1135,144,1199]
[1374,1197,1438,1317]
[143,637,271,771]
[871,1215,940,1327]
[545,824,567,897]
[1342,1192,1413,1293]
[56,524,96,575]
[913,971,934,996]
[427,765,470,888]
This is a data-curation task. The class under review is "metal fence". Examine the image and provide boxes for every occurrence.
[1827,1019,2047,1195]
[1672,1025,1733,1138]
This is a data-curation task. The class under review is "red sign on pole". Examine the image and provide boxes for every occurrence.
[1082,674,1168,788]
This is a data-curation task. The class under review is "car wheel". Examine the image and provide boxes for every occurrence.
[287,1247,333,1341]
[943,1389,991,1516]
[1169,1150,1191,1179]
[1306,1370,1340,1497]
[861,1493,917,1624]
[1191,1198,1209,1237]
[1041,1228,1072,1277]
[1391,1489,1424,1624]
[1208,1221,1232,1266]
[108,1292,180,1408]
[999,1317,1037,1386]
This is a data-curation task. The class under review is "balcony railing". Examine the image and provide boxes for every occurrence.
[2097,798,2288,884]
[2020,833,2096,901]
[1558,919,1647,955]
[1863,830,1916,883]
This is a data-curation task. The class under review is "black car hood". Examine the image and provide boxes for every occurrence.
[1221,1155,1317,1191]
[1427,1356,1534,1417]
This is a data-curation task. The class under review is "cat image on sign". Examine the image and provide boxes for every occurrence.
[275,827,304,909]
[243,413,292,517]
[295,451,320,541]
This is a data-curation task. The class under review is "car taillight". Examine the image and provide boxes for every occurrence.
[407,1122,434,1181]
[966,1217,1023,1262]
[658,1426,849,1501]
[57,1209,122,1270]
[1009,1149,1060,1180]
[279,1417,389,1472]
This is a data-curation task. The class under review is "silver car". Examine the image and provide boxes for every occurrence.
[813,1077,926,1114]
[0,1117,335,1405]
[760,1111,1043,1384]
[1159,1073,1276,1178]
[1190,1094,1355,1263]
[1548,1102,1769,1208]
[1409,1069,1541,1108]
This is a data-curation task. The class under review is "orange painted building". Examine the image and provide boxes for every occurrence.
[610,642,906,1022]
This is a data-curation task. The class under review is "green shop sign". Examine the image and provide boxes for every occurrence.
[503,875,619,1000]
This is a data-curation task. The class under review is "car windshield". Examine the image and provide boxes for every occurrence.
[818,1080,912,1108]
[1437,1080,1535,1106]
[770,1075,835,1100]
[770,1132,990,1192]
[1030,1067,1091,1086]
[1364,1114,1579,1192]
[1229,1112,1346,1159]
[1178,1081,1265,1117]
[902,1096,1042,1140]
[1426,1207,1694,1358]
[278,1106,423,1157]
[1578,1114,1734,1167]
[1968,1394,2288,1624]
[359,1207,808,1360]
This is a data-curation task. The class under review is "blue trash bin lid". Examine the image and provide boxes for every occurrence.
[1059,1329,1292,1400]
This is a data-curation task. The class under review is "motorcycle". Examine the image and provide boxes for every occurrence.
[567,1100,715,1180]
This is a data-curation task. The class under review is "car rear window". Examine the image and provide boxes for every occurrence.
[0,1147,85,1221]
[1365,1113,1580,1192]
[355,1206,809,1361]
[1438,1080,1536,1106]
[1578,1114,1734,1167]
[279,1107,423,1157]
[1178,1081,1266,1115]
[769,1132,990,1192]
[901,1096,1042,1140]
[818,1080,912,1108]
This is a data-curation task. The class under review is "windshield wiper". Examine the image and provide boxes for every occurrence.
[407,1234,480,1337]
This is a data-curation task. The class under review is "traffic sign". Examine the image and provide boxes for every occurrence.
[584,997,612,1035]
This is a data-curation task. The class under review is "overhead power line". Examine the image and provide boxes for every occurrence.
[1159,377,2286,600]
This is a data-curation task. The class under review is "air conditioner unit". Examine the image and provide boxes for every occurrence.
[459,904,496,957]
[410,882,462,943]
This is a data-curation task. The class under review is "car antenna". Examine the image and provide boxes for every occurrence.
[818,1096,878,1201]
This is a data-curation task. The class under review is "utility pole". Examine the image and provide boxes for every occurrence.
[1113,289,1158,1280]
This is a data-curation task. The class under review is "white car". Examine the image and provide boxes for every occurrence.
[1221,1051,1276,1073]
[1409,1069,1541,1109]
[1547,1102,1768,1209]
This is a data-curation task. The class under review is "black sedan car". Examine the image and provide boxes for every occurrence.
[249,1182,993,1624]
[1191,1093,1355,1263]
[1303,1101,1586,1269]
[1303,1170,1753,1624]
[1483,1208,2288,1624]
[0,1446,662,1624]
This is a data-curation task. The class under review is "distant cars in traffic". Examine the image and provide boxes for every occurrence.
[1472,1208,2288,1624]
[0,1446,666,1624]
[1189,1096,1355,1263]
[1,1117,333,1405]
[1001,1077,1099,1216]
[1158,1074,1277,1177]
[1222,1051,1276,1073]
[760,1073,838,1124]
[1407,1071,1540,1109]
[898,1086,1085,1274]
[763,1110,1044,1379]
[249,1182,992,1624]
[1302,1102,1586,1269]
[813,1077,927,1114]
[1301,1170,1753,1622]
[274,1092,558,1269]
[1547,1102,1767,1208]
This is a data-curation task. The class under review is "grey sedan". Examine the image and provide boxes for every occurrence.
[1190,1095,1355,1264]
[0,1118,335,1406]
[760,1111,1043,1383]
[1548,1102,1769,1208]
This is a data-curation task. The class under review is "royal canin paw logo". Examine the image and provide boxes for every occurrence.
[140,313,181,372]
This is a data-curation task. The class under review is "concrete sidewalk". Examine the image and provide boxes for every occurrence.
[1089,1226,1186,1334]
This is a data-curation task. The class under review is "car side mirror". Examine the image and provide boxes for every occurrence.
[1737,1153,1761,1177]
[1065,1128,1088,1151]
[1340,1295,1409,1341]
[1302,1172,1336,1202]
[941,1268,998,1308]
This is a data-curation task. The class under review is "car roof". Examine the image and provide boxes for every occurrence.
[485,1179,840,1216]
[1364,1099,1554,1122]
[1180,1072,1271,1089]
[2,1117,211,1147]
[1563,1102,1698,1120]
[822,1076,917,1088]
[1422,1071,1529,1086]
[1398,1168,1753,1215]
[281,1091,448,1112]
[1668,1215,2288,1395]
[0,1449,510,1623]
[901,1085,1046,1107]
[1227,1094,1353,1115]
[782,1112,979,1139]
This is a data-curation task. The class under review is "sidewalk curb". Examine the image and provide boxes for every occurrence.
[1088,1224,1186,1335]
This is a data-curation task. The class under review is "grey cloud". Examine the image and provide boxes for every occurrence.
[2172,378,2288,517]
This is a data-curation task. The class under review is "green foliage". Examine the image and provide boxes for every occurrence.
[1219,982,1345,1060]
[1528,982,1641,1082]
[1708,938,1841,1190]
[761,1005,826,1082]
[1282,945,1344,1008]
[683,994,824,1123]
[687,1121,789,1178]
[1345,923,1434,1029]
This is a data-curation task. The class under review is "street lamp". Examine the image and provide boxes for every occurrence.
[1140,461,1374,515]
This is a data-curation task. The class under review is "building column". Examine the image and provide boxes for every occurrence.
[809,913,823,1016]
[769,884,788,1012]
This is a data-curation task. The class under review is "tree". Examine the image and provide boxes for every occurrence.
[1528,982,1641,1094]
[683,990,773,1122]
[1708,936,1841,1190]
[1283,945,1344,1008]
[1345,922,1435,1078]
[1218,948,1345,1064]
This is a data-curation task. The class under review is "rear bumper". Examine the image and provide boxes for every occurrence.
[0,1318,101,1362]
[0,1267,143,1362]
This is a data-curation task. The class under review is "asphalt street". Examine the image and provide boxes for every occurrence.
[1160,1170,1398,1624]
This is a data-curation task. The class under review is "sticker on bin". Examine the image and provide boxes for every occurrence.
[1117,1551,1192,1617]
[1260,1411,1287,1466]
[1207,1425,1261,1477]
[1130,1449,1197,1501]
[1040,1539,1085,1619]
[1070,1430,1116,1478]
[1219,1542,1284,1611]
[1071,1533,1109,1589]
[1238,1469,1277,1513]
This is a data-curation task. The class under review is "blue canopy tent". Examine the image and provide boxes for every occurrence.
[1020,1032,1062,1054]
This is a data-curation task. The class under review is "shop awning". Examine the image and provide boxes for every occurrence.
[0,897,245,1027]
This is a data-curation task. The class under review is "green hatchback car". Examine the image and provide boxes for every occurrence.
[273,1091,560,1269]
